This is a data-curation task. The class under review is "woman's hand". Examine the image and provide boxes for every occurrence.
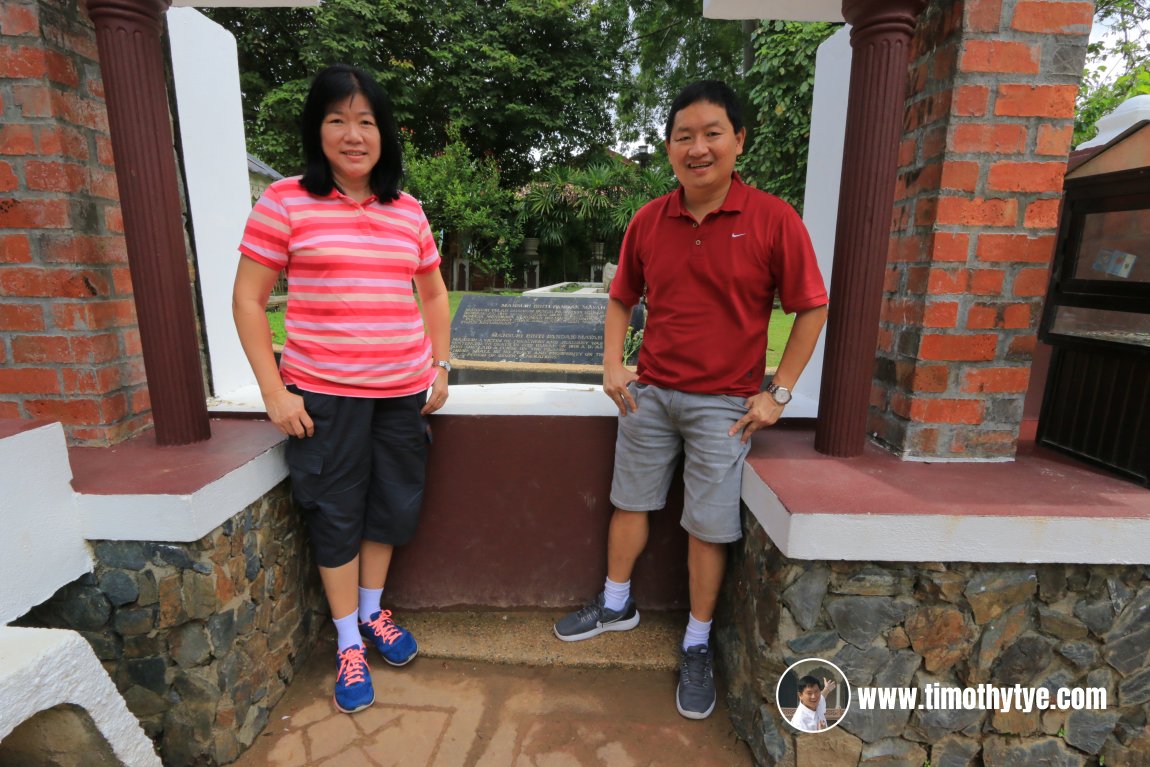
[264,388,314,438]
[422,371,449,414]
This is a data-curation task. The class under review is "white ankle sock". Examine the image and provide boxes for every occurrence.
[358,587,384,623]
[333,611,362,652]
[683,613,711,651]
[603,577,631,612]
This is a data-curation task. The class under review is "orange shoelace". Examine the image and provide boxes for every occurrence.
[337,646,368,685]
[365,609,403,644]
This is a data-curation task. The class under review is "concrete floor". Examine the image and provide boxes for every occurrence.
[231,611,753,767]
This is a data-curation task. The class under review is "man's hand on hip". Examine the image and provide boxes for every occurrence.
[603,363,639,416]
[728,391,784,443]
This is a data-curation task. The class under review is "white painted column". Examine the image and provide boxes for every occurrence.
[0,423,91,625]
[167,8,259,399]
[791,26,851,416]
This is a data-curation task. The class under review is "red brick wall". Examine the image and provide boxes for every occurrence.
[871,0,1091,459]
[0,0,150,445]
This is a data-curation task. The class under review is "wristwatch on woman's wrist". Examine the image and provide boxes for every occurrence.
[434,359,452,374]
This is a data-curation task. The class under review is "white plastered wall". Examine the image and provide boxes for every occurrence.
[0,423,90,625]
[789,26,850,415]
[0,424,160,763]
[167,8,259,398]
[0,628,161,766]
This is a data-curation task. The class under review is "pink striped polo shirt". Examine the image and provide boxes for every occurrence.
[239,177,441,398]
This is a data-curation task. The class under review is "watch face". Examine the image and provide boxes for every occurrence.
[772,385,791,404]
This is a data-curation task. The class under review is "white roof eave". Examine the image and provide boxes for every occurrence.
[172,0,319,7]
[702,0,844,22]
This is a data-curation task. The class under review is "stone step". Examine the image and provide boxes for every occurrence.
[400,609,688,672]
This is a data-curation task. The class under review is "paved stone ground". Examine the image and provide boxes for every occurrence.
[232,611,754,767]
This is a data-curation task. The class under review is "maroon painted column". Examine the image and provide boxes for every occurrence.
[814,0,925,458]
[85,0,211,445]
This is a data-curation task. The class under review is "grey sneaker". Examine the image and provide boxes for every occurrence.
[553,592,640,642]
[676,644,716,719]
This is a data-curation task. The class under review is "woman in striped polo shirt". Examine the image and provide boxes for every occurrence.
[233,64,451,715]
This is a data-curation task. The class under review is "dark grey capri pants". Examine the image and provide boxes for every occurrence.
[285,386,431,568]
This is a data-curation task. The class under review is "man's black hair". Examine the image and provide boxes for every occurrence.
[664,80,745,140]
[300,64,403,202]
[797,675,824,691]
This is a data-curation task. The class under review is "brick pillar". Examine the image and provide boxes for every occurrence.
[0,0,151,445]
[871,0,1091,459]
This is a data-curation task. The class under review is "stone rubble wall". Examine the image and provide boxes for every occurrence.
[717,509,1150,767]
[16,481,325,766]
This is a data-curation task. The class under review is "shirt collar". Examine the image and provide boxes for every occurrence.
[327,183,377,206]
[666,172,748,219]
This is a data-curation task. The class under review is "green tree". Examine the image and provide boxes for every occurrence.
[205,0,629,184]
[741,20,841,213]
[612,0,751,147]
[403,122,521,281]
[1075,0,1150,146]
[205,2,426,172]
[609,5,837,214]
[519,155,674,280]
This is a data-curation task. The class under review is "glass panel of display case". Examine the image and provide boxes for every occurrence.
[1050,305,1150,348]
[1073,208,1150,284]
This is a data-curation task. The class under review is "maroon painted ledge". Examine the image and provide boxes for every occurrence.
[744,425,1150,564]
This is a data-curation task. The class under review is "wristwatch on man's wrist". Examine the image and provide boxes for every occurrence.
[766,382,792,405]
[434,359,452,374]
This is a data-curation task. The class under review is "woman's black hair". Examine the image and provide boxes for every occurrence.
[300,64,403,202]
[664,80,745,141]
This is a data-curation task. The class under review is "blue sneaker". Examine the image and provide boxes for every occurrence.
[359,609,418,666]
[333,645,374,714]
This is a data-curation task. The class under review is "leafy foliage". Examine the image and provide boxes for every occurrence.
[205,0,629,185]
[1075,0,1150,146]
[623,325,643,365]
[402,122,521,280]
[612,0,751,147]
[741,21,841,213]
[520,157,674,250]
[520,167,573,248]
[518,153,674,282]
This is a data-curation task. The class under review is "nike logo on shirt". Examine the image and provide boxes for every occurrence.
[731,233,747,238]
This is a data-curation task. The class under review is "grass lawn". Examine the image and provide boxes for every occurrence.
[267,292,795,369]
[766,310,795,371]
[446,289,519,318]
[266,306,286,346]
[267,290,513,346]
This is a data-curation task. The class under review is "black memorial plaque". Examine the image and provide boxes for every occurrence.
[450,295,607,364]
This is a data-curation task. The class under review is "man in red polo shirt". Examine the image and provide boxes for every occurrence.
[554,80,828,720]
